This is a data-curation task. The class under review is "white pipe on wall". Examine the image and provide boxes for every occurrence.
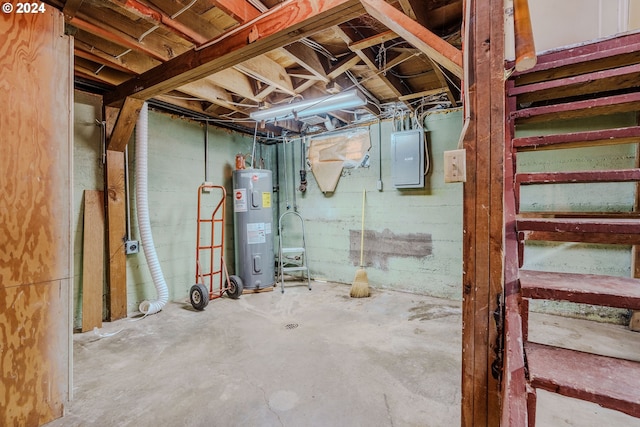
[136,102,169,315]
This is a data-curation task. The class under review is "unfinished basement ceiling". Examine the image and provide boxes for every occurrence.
[46,0,463,134]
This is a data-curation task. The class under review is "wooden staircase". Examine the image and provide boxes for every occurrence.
[503,32,640,425]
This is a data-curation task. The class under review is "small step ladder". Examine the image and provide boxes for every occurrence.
[278,211,311,293]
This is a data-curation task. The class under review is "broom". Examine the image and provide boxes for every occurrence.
[350,189,370,298]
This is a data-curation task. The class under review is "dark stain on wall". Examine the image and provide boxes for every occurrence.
[349,228,433,270]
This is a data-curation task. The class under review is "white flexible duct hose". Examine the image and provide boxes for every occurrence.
[136,103,169,315]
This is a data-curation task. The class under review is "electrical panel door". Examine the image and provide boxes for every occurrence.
[391,130,424,188]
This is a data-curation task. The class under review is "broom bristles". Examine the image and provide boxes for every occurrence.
[350,267,370,298]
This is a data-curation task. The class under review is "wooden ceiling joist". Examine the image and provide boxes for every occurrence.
[235,55,296,96]
[348,30,399,51]
[104,0,366,106]
[282,42,330,83]
[360,0,463,78]
[206,0,261,24]
[178,80,241,112]
[118,0,208,45]
[210,68,262,102]
[68,15,170,62]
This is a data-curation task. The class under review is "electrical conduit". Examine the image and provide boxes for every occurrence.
[136,102,169,315]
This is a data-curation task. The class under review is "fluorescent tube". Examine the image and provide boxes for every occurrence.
[249,89,366,121]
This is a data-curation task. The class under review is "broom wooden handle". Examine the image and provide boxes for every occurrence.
[360,189,365,267]
[514,0,537,72]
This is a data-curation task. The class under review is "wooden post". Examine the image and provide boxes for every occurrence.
[461,0,505,425]
[513,0,537,72]
[105,150,128,320]
[81,190,105,332]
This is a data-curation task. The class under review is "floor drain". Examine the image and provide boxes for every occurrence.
[285,323,298,330]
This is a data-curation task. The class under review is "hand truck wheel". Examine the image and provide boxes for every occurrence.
[189,283,210,310]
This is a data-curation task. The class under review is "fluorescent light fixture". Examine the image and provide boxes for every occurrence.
[249,89,367,122]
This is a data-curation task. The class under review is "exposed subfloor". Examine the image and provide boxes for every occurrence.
[45,281,640,427]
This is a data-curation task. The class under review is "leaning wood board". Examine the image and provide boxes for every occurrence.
[82,190,105,332]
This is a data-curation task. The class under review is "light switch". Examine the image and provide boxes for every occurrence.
[444,149,466,183]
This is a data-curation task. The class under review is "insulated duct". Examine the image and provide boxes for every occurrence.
[136,102,169,315]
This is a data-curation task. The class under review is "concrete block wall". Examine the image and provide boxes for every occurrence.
[74,94,636,323]
[73,93,253,323]
[125,110,253,313]
[267,110,465,300]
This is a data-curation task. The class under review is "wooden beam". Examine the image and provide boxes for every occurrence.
[206,0,261,23]
[104,0,365,106]
[81,190,105,332]
[326,53,361,80]
[282,42,330,82]
[117,0,208,45]
[461,0,504,424]
[62,0,84,20]
[398,87,446,101]
[337,24,409,99]
[105,150,127,321]
[68,15,170,62]
[236,55,296,96]
[360,0,463,78]
[397,0,416,20]
[107,97,145,151]
[426,57,458,105]
[179,80,241,112]
[211,68,262,101]
[348,30,399,51]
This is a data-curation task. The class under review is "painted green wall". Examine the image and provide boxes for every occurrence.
[74,93,636,324]
[267,110,465,299]
[125,110,253,313]
[73,92,253,324]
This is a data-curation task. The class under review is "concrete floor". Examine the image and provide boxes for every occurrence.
[45,281,640,427]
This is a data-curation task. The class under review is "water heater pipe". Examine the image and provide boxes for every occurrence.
[136,102,169,315]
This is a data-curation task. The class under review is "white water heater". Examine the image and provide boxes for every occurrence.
[232,169,275,290]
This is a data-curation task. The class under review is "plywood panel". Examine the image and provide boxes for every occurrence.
[82,190,105,332]
[0,8,72,426]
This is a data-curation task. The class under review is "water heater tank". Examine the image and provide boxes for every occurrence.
[232,169,275,290]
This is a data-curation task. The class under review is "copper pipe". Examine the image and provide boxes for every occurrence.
[513,0,537,72]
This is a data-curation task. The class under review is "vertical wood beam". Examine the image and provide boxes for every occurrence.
[461,0,504,425]
[81,190,105,332]
[105,150,127,320]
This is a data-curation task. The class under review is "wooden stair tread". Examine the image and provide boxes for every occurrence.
[517,217,640,244]
[512,126,640,152]
[517,217,640,233]
[525,342,640,418]
[517,169,640,185]
[520,270,640,309]
[509,62,640,104]
[510,92,640,125]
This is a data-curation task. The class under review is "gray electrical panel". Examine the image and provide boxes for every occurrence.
[391,130,425,188]
[232,169,275,290]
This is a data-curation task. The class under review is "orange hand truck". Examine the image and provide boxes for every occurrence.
[189,183,243,310]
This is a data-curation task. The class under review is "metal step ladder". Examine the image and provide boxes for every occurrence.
[278,211,311,293]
